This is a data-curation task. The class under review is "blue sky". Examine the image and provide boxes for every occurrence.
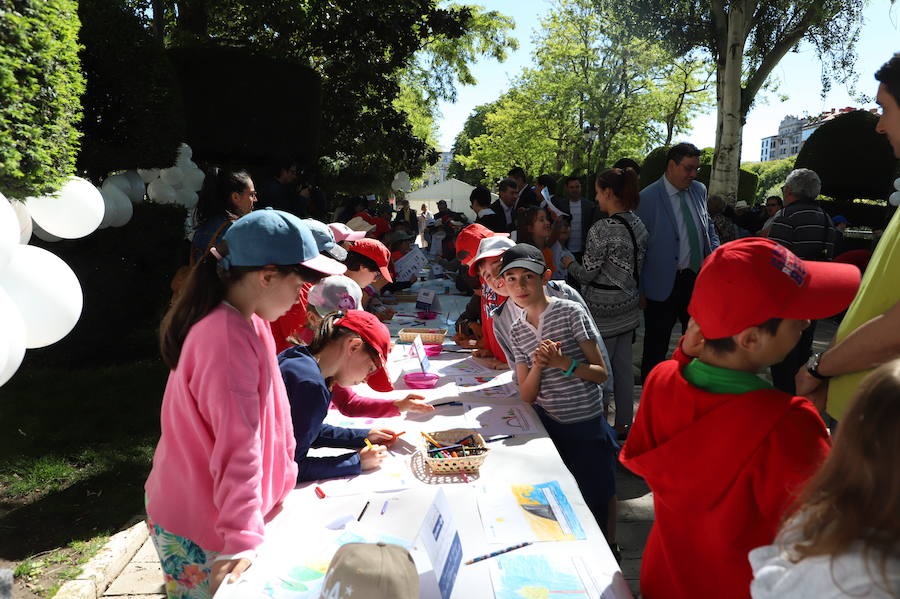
[435,0,900,162]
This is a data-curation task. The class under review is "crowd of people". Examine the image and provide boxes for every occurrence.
[145,53,900,598]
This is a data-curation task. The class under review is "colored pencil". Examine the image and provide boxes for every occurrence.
[432,401,462,407]
[314,486,326,499]
[380,500,389,515]
[420,431,443,447]
[464,541,533,565]
[485,435,515,443]
[364,438,374,449]
[391,431,406,439]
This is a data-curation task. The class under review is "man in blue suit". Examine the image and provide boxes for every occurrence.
[636,142,720,380]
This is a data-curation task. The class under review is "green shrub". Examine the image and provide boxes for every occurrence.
[796,110,897,202]
[742,157,796,203]
[26,203,187,368]
[640,145,759,205]
[76,0,184,178]
[0,0,85,199]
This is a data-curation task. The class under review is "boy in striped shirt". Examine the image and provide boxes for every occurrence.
[501,243,619,542]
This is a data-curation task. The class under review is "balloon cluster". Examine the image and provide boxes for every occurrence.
[142,143,205,209]
[891,177,900,207]
[0,195,84,385]
[391,171,411,193]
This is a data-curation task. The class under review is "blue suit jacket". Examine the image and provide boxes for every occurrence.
[636,177,720,302]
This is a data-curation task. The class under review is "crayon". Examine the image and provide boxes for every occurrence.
[364,438,374,449]
[391,431,406,439]
[314,486,326,499]
[464,541,533,565]
[381,500,389,515]
[420,431,443,447]
[432,401,463,407]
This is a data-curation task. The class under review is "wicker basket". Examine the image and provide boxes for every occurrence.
[398,328,447,344]
[423,429,488,474]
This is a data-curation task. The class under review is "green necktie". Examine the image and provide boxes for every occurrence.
[678,190,702,272]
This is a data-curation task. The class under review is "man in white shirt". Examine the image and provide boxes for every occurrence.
[552,176,596,262]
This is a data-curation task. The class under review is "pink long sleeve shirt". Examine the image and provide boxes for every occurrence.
[145,304,298,556]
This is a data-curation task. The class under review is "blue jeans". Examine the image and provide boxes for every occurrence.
[534,405,618,539]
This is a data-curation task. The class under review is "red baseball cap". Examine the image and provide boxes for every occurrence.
[334,310,393,392]
[688,238,861,339]
[456,224,508,266]
[347,238,393,283]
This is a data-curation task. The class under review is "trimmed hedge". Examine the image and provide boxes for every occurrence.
[26,203,187,368]
[0,0,85,199]
[640,146,758,204]
[76,0,185,178]
[796,110,897,202]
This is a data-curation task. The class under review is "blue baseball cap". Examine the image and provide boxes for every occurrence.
[302,218,348,262]
[220,209,345,275]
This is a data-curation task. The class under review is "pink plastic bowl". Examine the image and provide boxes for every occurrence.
[424,344,443,357]
[403,372,440,389]
[416,311,438,320]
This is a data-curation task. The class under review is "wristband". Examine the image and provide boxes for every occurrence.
[563,359,578,377]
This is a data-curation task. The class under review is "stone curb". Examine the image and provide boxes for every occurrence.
[54,521,148,599]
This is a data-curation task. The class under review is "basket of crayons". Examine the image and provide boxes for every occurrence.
[422,429,489,474]
[398,328,447,345]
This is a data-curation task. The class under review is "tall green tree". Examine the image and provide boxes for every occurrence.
[448,103,495,185]
[457,0,712,182]
[146,0,515,191]
[607,0,875,202]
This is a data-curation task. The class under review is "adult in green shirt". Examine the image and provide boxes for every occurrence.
[796,53,900,420]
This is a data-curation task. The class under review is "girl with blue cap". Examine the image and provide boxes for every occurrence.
[145,209,345,598]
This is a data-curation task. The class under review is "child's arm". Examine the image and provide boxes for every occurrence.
[536,339,608,384]
[515,356,545,404]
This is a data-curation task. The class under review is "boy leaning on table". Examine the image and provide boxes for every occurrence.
[499,243,620,551]
[619,238,861,599]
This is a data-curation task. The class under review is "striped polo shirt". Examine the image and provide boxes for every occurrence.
[509,297,604,423]
[768,200,836,261]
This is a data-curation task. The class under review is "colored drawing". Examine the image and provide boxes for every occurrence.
[255,558,331,598]
[459,382,517,400]
[437,358,494,376]
[477,481,586,543]
[464,404,539,435]
[490,555,591,599]
[454,375,497,386]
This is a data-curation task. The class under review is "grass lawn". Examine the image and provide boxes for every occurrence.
[0,357,168,598]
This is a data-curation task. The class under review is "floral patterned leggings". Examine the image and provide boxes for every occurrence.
[146,514,219,599]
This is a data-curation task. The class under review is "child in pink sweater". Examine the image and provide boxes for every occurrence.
[145,209,345,599]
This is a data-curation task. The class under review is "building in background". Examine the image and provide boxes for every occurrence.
[421,151,453,186]
[760,107,878,161]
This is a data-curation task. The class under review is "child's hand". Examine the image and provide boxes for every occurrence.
[473,347,494,359]
[532,347,549,368]
[359,444,387,470]
[538,340,566,369]
[394,394,435,413]
[367,429,397,445]
[210,558,252,596]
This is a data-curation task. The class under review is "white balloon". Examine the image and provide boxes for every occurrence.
[890,190,900,207]
[124,170,145,203]
[160,167,184,187]
[32,221,62,242]
[0,285,26,386]
[28,177,104,239]
[102,173,132,196]
[137,168,160,183]
[110,189,133,227]
[178,142,192,161]
[184,166,206,192]
[0,192,18,271]
[894,177,900,192]
[10,200,32,244]
[99,186,122,229]
[0,245,83,348]
[148,180,177,204]
[175,188,199,209]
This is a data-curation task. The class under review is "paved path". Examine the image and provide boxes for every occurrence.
[98,312,839,599]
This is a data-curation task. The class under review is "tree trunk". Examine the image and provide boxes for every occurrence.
[710,2,750,204]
